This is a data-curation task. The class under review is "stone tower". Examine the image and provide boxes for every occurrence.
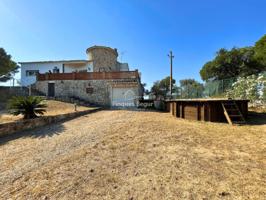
[86,46,119,72]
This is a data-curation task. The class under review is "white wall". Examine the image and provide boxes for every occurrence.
[119,63,129,71]
[64,62,93,73]
[20,61,93,86]
[86,62,93,72]
[21,62,64,86]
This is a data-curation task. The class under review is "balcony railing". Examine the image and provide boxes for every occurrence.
[37,70,139,81]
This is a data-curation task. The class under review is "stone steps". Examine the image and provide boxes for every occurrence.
[50,96,95,107]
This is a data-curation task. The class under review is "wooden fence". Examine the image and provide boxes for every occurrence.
[166,99,249,123]
[37,71,139,81]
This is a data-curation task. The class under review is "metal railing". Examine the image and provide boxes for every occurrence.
[171,73,266,104]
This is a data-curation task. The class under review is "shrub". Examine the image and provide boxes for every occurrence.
[226,73,266,104]
[8,96,47,119]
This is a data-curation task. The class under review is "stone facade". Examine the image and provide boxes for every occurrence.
[0,108,101,137]
[36,79,142,107]
[34,46,143,107]
[87,46,119,72]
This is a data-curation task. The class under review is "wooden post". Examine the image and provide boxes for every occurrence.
[72,72,76,80]
[168,51,174,98]
[197,104,201,121]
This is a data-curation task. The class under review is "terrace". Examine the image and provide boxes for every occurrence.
[37,70,140,81]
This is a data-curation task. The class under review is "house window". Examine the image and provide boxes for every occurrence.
[53,66,60,73]
[26,70,39,76]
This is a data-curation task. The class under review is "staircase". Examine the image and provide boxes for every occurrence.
[221,101,246,125]
[31,88,46,96]
[29,84,96,107]
[51,96,97,107]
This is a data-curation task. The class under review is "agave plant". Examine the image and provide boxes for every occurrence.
[8,96,47,119]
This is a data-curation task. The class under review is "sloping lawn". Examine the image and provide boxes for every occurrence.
[0,110,265,199]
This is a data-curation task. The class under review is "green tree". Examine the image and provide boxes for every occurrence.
[254,34,266,66]
[151,76,176,99]
[8,96,47,119]
[0,48,19,82]
[141,83,149,95]
[179,79,204,98]
[200,47,265,81]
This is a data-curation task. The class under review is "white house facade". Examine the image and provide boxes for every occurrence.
[20,60,93,86]
[20,46,142,107]
[19,46,129,86]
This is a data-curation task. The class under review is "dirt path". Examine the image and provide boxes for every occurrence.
[0,110,265,199]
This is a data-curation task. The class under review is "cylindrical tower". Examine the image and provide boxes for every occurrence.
[86,46,118,72]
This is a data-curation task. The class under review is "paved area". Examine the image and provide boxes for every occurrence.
[0,110,265,199]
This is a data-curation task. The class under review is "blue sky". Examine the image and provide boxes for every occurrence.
[0,0,266,88]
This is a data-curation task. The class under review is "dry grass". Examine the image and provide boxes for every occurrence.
[0,110,265,199]
[0,100,92,124]
[249,106,266,113]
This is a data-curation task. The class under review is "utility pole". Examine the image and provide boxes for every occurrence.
[168,51,174,98]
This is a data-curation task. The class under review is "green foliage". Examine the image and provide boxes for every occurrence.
[141,83,149,95]
[226,74,266,103]
[200,35,266,81]
[8,96,47,119]
[151,76,176,99]
[0,48,19,82]
[154,100,166,111]
[179,79,204,98]
[204,77,236,97]
[254,34,266,66]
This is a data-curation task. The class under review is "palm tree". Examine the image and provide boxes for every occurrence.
[8,96,47,119]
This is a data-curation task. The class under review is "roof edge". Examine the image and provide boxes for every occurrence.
[19,59,92,64]
[86,45,118,57]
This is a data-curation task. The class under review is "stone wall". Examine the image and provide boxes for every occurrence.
[0,108,101,137]
[0,86,29,103]
[87,47,118,72]
[36,80,110,106]
[35,79,142,106]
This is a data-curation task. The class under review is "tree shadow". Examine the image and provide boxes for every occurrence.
[246,111,266,125]
[0,121,66,146]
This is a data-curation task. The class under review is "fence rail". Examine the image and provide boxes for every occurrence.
[37,71,139,81]
[171,73,266,104]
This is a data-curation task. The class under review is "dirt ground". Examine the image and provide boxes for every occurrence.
[0,100,91,124]
[0,110,265,199]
